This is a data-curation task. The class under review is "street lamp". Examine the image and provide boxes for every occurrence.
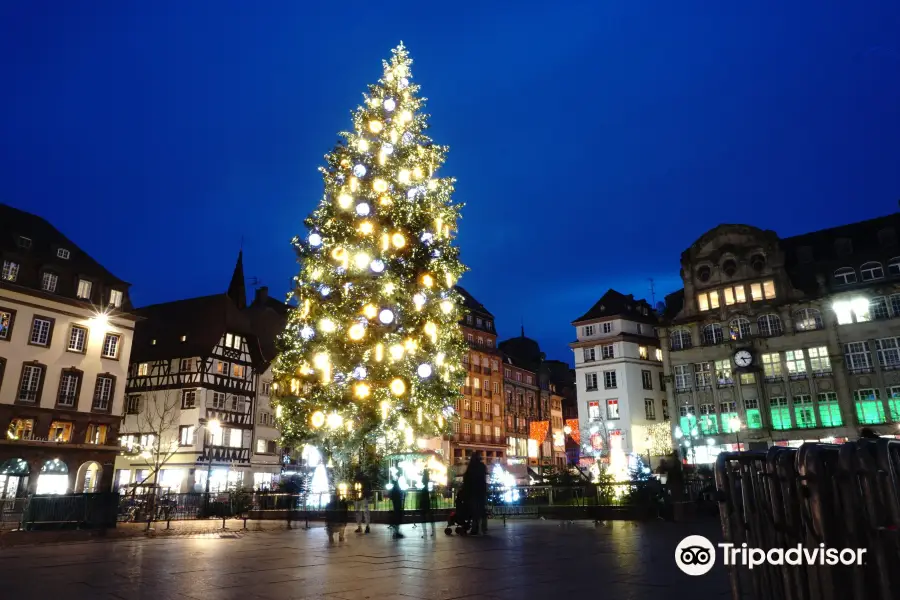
[199,418,221,515]
[730,417,742,452]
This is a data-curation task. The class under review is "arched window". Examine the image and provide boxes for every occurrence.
[834,267,857,285]
[701,323,725,345]
[860,262,884,282]
[794,308,823,332]
[670,329,692,351]
[757,314,783,337]
[889,257,900,277]
[729,318,751,340]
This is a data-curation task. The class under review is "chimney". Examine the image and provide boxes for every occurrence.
[254,286,269,306]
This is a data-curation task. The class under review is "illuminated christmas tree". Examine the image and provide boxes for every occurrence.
[273,44,467,463]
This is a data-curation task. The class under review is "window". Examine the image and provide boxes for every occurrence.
[719,402,738,433]
[607,399,619,420]
[739,372,756,385]
[693,362,712,387]
[891,294,900,317]
[670,329,692,350]
[834,267,857,285]
[793,308,822,331]
[225,333,244,349]
[854,389,885,425]
[261,381,272,396]
[486,320,493,331]
[674,365,692,391]
[770,397,791,430]
[494,426,500,438]
[844,341,872,372]
[473,400,481,413]
[466,333,473,343]
[860,262,884,281]
[92,376,114,411]
[68,325,87,353]
[232,364,246,378]
[587,401,600,421]
[126,395,141,414]
[7,418,34,440]
[750,283,763,301]
[639,346,648,359]
[86,424,108,445]
[212,392,226,409]
[679,406,697,436]
[55,247,70,260]
[785,350,806,377]
[641,370,653,390]
[701,323,724,345]
[179,358,193,373]
[30,317,52,346]
[888,387,900,422]
[182,390,196,409]
[49,421,73,442]
[493,382,500,394]
[697,403,718,434]
[744,399,762,429]
[515,372,522,382]
[256,437,268,453]
[493,402,500,416]
[1,260,19,282]
[601,344,615,360]
[871,297,890,320]
[723,285,746,305]
[17,236,32,249]
[833,299,871,324]
[697,291,719,311]
[655,348,662,361]
[715,360,733,386]
[889,257,900,276]
[757,314,782,337]
[603,370,617,389]
[18,364,43,403]
[794,395,816,429]
[179,426,195,446]
[466,315,472,324]
[101,333,120,359]
[817,392,843,427]
[808,346,831,374]
[228,428,242,448]
[57,370,80,407]
[109,289,123,307]
[876,337,900,368]
[70,280,93,303]
[761,353,782,380]
[729,318,751,340]
[525,375,533,385]
[763,280,776,299]
[0,309,13,341]
[41,272,58,293]
[474,423,482,436]
[724,287,734,305]
[644,399,655,420]
[583,325,594,336]
[636,324,643,335]
[602,322,612,334]
[216,361,229,376]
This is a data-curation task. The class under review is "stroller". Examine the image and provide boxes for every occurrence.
[445,486,473,535]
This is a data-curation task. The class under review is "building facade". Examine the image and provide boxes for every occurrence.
[571,290,668,467]
[449,286,505,472]
[114,254,286,492]
[659,215,900,463]
[0,204,137,497]
[501,357,541,466]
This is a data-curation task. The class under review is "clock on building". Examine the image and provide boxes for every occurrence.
[733,349,753,367]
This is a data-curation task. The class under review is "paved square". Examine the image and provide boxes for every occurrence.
[0,520,732,599]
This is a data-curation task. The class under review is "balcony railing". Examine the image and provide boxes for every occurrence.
[207,409,252,427]
[474,388,482,397]
[462,410,472,419]
[849,366,875,375]
[462,386,472,395]
[201,445,251,463]
[483,390,493,399]
[484,412,494,421]
[812,370,833,378]
[473,365,482,373]
[788,372,808,381]
[483,368,492,375]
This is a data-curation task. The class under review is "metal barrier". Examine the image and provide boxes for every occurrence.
[715,439,900,600]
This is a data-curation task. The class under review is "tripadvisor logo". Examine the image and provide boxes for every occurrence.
[675,535,868,576]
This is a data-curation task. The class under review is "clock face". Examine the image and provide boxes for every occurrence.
[734,350,753,367]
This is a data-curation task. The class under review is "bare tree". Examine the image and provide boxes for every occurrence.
[121,388,181,497]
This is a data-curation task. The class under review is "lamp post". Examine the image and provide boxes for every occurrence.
[198,417,221,516]
[730,417,742,452]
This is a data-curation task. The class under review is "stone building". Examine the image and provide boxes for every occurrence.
[570,290,667,468]
[659,213,900,463]
[0,204,137,497]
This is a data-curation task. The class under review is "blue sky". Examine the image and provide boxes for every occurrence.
[2,1,899,364]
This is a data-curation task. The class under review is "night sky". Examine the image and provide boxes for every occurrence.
[2,2,899,366]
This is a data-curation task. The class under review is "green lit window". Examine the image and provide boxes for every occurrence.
[679,408,697,437]
[793,395,816,428]
[817,392,843,427]
[887,387,900,422]
[744,399,763,429]
[720,402,739,432]
[854,389,885,425]
[770,397,792,430]
[699,404,718,434]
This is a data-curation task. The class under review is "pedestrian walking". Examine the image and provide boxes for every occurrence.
[353,468,372,534]
[389,475,405,538]
[325,492,349,544]
[463,452,488,535]
[419,467,435,537]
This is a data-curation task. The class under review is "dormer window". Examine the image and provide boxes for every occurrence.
[860,262,884,282]
[180,335,187,342]
[722,259,737,277]
[16,236,31,249]
[225,333,244,349]
[109,289,123,308]
[57,248,70,260]
[41,272,58,293]
[76,279,92,300]
[750,254,766,272]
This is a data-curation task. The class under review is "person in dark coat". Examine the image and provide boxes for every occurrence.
[325,493,349,544]
[463,452,488,534]
[860,427,880,439]
[353,468,372,534]
[389,475,405,539]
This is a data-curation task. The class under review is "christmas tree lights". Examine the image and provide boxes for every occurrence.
[273,44,467,462]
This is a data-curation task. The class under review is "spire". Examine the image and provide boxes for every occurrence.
[227,250,247,310]
[521,324,525,338]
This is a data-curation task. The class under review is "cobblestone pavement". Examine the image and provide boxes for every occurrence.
[0,519,732,599]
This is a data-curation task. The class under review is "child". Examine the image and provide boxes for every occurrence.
[325,493,349,544]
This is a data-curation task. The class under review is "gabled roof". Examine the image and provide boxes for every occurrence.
[572,289,657,325]
[455,285,494,318]
[131,294,259,363]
